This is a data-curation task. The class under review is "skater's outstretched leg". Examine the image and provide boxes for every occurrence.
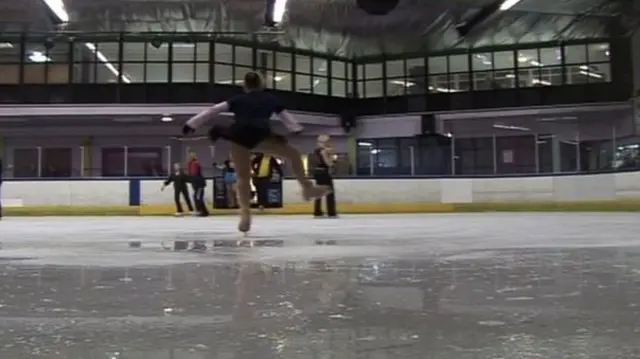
[254,137,332,201]
[230,142,252,233]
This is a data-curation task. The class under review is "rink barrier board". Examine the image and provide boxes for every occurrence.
[5,200,640,216]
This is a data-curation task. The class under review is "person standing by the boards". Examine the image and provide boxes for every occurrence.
[161,163,195,217]
[312,134,337,218]
[188,152,209,217]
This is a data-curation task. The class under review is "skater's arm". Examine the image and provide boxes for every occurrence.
[186,102,230,129]
[275,110,303,133]
[162,173,174,190]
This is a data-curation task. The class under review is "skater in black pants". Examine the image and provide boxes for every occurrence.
[188,153,209,217]
[313,134,337,218]
[161,163,194,217]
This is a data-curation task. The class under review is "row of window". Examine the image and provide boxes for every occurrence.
[0,61,611,98]
[0,39,611,87]
[355,136,614,176]
[360,63,611,97]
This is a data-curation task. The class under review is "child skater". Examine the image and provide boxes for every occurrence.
[182,71,331,233]
[161,163,195,217]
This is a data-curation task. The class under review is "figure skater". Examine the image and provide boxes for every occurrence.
[182,71,331,233]
[161,163,195,216]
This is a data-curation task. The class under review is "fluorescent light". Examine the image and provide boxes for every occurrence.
[532,78,551,86]
[505,74,515,78]
[529,60,543,67]
[358,142,373,147]
[274,76,283,82]
[29,51,50,63]
[370,149,380,154]
[499,0,522,11]
[428,86,459,93]
[42,0,69,22]
[390,80,415,87]
[517,56,528,63]
[161,116,173,122]
[85,43,131,83]
[493,124,530,131]
[0,42,13,49]
[579,70,603,79]
[272,0,289,23]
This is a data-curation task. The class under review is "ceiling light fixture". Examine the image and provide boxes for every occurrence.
[161,115,173,122]
[499,0,523,11]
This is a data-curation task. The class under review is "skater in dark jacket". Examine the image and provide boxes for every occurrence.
[161,163,195,217]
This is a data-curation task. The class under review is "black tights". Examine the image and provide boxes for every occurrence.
[174,187,194,213]
[313,171,336,217]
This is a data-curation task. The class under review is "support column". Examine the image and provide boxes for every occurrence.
[81,137,92,177]
[346,135,356,175]
[551,135,561,173]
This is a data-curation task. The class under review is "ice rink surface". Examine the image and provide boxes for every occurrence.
[1,213,640,358]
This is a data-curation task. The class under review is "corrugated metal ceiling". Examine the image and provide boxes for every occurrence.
[0,0,636,57]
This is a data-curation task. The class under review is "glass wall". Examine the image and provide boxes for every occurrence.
[0,33,612,99]
[0,33,355,97]
[364,41,612,98]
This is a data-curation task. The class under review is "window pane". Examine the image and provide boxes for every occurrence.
[146,63,168,82]
[539,66,563,86]
[517,49,539,67]
[102,147,125,177]
[127,147,164,177]
[312,57,327,76]
[0,37,21,63]
[564,44,586,64]
[472,53,492,71]
[196,42,209,62]
[275,52,292,71]
[13,148,39,178]
[172,63,195,82]
[97,42,119,62]
[428,56,447,74]
[450,72,471,91]
[195,63,209,83]
[214,64,233,84]
[172,42,195,61]
[122,42,145,61]
[313,77,328,95]
[23,64,45,84]
[0,65,19,84]
[364,79,383,97]
[122,63,144,83]
[275,72,291,91]
[364,63,382,79]
[539,47,561,66]
[587,43,609,63]
[428,74,448,93]
[575,63,610,83]
[147,42,168,61]
[296,55,311,73]
[385,60,404,78]
[387,78,408,96]
[357,81,364,97]
[42,148,72,177]
[257,50,273,69]
[356,64,364,79]
[472,71,494,90]
[215,43,233,63]
[331,78,346,97]
[448,54,468,73]
[347,61,353,80]
[234,46,252,66]
[331,60,346,78]
[234,66,252,84]
[492,70,515,89]
[295,73,311,92]
[493,51,514,70]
